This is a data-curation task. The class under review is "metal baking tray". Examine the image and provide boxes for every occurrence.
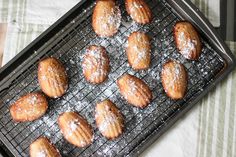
[0,0,235,156]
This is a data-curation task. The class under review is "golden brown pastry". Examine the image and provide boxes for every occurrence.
[126,31,151,70]
[82,45,110,84]
[174,21,202,60]
[10,92,48,122]
[92,0,121,37]
[161,60,188,100]
[58,112,93,148]
[38,57,68,98]
[95,99,124,139]
[30,137,61,157]
[125,0,152,24]
[117,73,152,108]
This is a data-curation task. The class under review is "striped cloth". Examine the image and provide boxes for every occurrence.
[0,0,235,157]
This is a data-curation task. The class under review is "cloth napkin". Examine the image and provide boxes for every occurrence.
[0,0,235,157]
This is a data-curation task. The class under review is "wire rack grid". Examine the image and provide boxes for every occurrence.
[0,0,225,156]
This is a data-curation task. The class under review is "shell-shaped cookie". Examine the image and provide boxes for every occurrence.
[125,0,152,24]
[126,31,151,70]
[38,57,68,98]
[95,99,124,139]
[30,137,61,157]
[174,21,202,60]
[117,74,152,108]
[58,112,93,147]
[161,60,188,100]
[92,0,121,37]
[82,45,110,84]
[10,92,48,122]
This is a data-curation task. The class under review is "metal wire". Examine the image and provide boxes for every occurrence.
[0,0,225,156]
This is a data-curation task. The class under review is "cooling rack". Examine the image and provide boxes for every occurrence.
[0,0,235,156]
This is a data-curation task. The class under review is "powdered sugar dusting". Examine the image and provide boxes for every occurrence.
[66,119,80,138]
[95,5,121,37]
[127,32,150,68]
[129,1,144,19]
[162,61,184,93]
[36,150,46,157]
[96,103,121,133]
[132,45,149,66]
[91,69,107,81]
[0,0,225,156]
[82,46,109,81]
[69,120,79,131]
[98,113,118,133]
[127,80,138,97]
[178,32,198,58]
[181,39,197,58]
[27,95,38,105]
[39,64,68,96]
[79,139,88,147]
[14,94,47,119]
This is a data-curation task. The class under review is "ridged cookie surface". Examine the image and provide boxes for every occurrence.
[38,57,68,98]
[126,31,151,70]
[30,137,61,157]
[10,92,48,122]
[174,21,202,60]
[125,0,152,24]
[58,112,93,147]
[92,0,121,37]
[82,45,110,84]
[95,99,124,139]
[161,60,188,100]
[117,74,152,108]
